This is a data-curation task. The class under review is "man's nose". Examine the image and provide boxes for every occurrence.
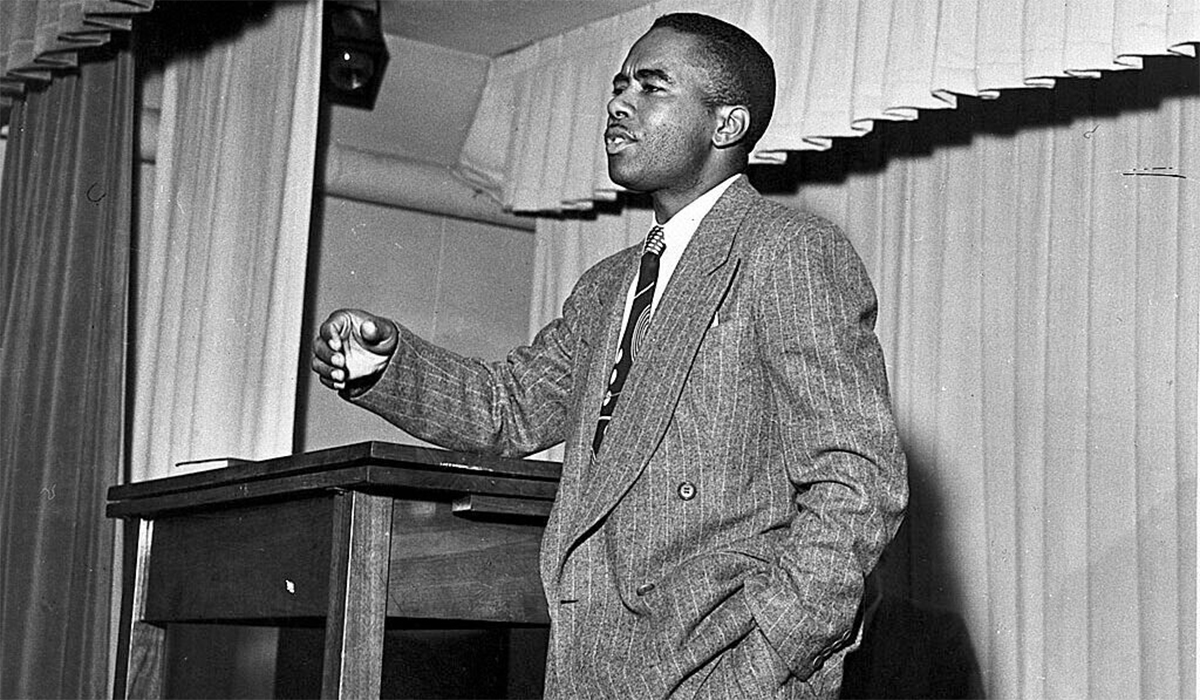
[607,93,631,120]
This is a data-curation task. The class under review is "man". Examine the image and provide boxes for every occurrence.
[312,12,906,699]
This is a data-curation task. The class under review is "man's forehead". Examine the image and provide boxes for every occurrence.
[617,28,700,77]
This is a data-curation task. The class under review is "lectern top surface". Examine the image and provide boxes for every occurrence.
[106,441,562,518]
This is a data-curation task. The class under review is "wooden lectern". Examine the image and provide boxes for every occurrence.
[106,442,560,699]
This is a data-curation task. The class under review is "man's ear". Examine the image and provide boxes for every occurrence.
[712,105,751,149]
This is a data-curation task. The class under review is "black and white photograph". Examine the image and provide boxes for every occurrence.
[1,1,1196,698]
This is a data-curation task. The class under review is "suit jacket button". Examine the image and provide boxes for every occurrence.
[677,481,696,500]
[636,582,656,596]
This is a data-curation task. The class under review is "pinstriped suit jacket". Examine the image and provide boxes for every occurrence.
[353,177,907,699]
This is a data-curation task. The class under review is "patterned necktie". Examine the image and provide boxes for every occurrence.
[592,226,665,456]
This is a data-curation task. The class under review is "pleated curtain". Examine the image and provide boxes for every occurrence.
[456,0,1198,214]
[129,0,322,482]
[0,0,154,106]
[0,43,135,699]
[528,55,1197,700]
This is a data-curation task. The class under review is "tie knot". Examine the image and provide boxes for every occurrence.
[643,226,665,257]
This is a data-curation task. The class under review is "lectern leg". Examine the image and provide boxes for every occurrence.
[120,519,167,699]
[126,622,167,698]
[322,491,394,699]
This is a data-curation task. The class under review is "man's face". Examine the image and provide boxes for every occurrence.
[605,28,719,196]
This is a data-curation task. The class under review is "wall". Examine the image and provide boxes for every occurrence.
[298,195,535,452]
[133,169,536,458]
[327,34,487,167]
[298,32,536,450]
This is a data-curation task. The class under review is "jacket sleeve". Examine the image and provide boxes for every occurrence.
[744,214,908,681]
[348,280,590,459]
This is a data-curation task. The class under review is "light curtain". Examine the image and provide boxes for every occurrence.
[529,56,1197,699]
[456,0,1199,213]
[0,43,133,699]
[0,0,154,106]
[130,0,322,481]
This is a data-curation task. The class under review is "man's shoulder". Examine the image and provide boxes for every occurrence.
[573,241,640,291]
[739,193,844,249]
[723,177,840,236]
[728,187,871,283]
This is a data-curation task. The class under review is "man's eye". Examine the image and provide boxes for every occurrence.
[611,85,626,96]
[641,83,662,92]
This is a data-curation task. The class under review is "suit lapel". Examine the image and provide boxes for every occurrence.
[559,179,757,566]
[551,245,638,544]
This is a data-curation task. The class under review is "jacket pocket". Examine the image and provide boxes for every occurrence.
[640,550,764,676]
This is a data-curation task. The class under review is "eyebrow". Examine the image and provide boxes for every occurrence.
[612,67,673,86]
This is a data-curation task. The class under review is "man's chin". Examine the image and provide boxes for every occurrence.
[606,165,647,193]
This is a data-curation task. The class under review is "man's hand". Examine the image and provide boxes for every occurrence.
[311,309,399,392]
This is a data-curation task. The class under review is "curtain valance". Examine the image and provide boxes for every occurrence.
[1,0,154,106]
[455,0,1199,213]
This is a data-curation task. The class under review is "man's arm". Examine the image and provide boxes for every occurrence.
[312,277,592,459]
[746,215,908,681]
[348,313,578,457]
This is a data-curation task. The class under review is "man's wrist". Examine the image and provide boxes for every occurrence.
[340,367,385,398]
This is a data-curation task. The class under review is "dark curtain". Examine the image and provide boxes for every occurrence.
[0,41,134,698]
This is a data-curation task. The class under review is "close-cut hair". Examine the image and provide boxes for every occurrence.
[650,12,777,151]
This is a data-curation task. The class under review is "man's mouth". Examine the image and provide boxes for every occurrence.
[605,126,636,154]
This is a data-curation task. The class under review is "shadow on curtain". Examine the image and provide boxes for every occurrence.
[0,41,133,699]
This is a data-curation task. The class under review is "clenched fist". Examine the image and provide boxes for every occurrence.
[311,308,399,392]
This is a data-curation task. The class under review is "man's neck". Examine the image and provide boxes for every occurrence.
[652,165,746,222]
[653,174,742,228]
